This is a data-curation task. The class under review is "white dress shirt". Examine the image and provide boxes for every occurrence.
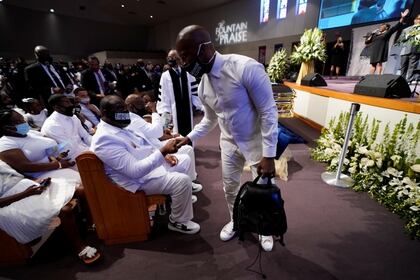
[187,52,278,165]
[157,67,202,134]
[41,111,92,161]
[127,112,163,141]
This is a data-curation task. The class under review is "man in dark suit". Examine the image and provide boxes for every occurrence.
[129,59,153,93]
[24,46,70,109]
[80,56,115,106]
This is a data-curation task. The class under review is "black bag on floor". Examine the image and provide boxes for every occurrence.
[233,175,287,245]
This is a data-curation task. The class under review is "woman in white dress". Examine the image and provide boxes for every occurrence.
[0,160,100,263]
[0,109,77,181]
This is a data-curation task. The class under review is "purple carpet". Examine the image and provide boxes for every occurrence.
[1,118,420,280]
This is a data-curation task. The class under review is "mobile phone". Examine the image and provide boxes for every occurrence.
[39,177,52,188]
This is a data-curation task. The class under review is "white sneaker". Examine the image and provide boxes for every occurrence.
[259,235,273,252]
[219,221,236,241]
[192,195,197,203]
[168,220,200,234]
[192,182,203,193]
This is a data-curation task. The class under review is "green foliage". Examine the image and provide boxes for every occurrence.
[267,49,290,83]
[312,113,420,239]
[290,28,327,64]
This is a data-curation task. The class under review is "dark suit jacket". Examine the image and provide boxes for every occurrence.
[129,67,153,92]
[24,62,70,106]
[80,68,116,95]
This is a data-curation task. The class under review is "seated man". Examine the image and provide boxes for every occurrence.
[125,94,202,193]
[90,95,200,234]
[41,94,92,161]
[74,87,101,126]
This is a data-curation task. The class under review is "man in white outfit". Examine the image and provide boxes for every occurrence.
[157,49,203,136]
[41,94,92,161]
[90,95,200,234]
[176,26,278,251]
[125,94,203,195]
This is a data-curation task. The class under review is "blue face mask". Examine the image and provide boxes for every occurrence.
[15,122,30,136]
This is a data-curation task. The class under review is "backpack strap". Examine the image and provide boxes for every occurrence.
[238,230,245,241]
[278,235,286,246]
[233,183,249,231]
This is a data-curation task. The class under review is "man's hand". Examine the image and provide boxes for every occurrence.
[57,150,70,161]
[145,101,157,113]
[257,157,276,178]
[401,9,409,18]
[175,136,191,148]
[165,155,178,166]
[160,139,179,156]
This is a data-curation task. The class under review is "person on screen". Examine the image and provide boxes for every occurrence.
[365,9,409,74]
[351,0,388,25]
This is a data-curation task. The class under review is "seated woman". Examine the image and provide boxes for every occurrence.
[0,108,77,180]
[21,98,48,131]
[0,160,100,264]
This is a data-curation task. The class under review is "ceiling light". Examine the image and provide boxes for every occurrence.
[50,8,55,13]
[150,15,153,19]
[121,4,125,8]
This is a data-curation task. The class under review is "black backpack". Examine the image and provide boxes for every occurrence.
[233,175,287,245]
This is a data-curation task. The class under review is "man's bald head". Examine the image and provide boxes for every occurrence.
[125,93,151,117]
[34,45,51,64]
[176,25,212,47]
[175,25,216,77]
[100,95,124,114]
[100,95,131,128]
[125,94,144,108]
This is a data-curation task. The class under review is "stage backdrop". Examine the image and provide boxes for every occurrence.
[347,21,399,76]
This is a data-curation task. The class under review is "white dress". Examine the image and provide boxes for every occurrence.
[0,131,81,182]
[24,109,48,129]
[0,161,75,244]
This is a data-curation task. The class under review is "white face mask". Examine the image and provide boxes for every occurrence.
[80,97,90,104]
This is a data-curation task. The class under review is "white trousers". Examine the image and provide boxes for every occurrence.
[174,145,197,181]
[141,172,193,223]
[221,144,267,220]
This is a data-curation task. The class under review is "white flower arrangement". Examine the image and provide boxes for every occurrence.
[407,26,420,47]
[267,49,289,83]
[290,28,327,64]
[312,114,420,239]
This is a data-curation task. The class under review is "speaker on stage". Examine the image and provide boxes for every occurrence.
[354,74,411,98]
[301,73,327,87]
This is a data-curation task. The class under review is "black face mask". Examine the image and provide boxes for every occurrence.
[61,105,75,117]
[74,105,81,114]
[167,59,177,67]
[111,110,131,127]
[38,55,53,65]
[182,53,215,79]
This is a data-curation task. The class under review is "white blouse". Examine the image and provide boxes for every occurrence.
[0,130,58,177]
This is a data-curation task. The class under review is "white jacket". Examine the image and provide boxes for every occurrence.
[157,67,203,134]
[187,52,278,165]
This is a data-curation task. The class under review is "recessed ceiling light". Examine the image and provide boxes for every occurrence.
[121,4,125,8]
[0,0,3,3]
[150,15,153,19]
[50,8,55,13]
